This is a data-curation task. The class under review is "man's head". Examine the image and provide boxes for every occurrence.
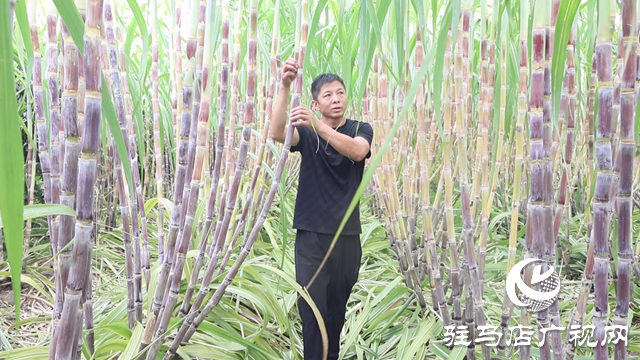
[310,73,347,120]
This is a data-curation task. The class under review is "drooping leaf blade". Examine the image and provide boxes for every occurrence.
[0,0,25,319]
[102,75,136,200]
[0,204,76,229]
[551,0,580,127]
[52,0,84,55]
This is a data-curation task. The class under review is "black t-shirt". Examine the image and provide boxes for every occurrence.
[290,119,374,235]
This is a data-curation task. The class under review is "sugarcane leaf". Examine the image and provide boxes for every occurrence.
[341,295,373,357]
[446,346,466,360]
[0,346,49,359]
[101,74,136,200]
[353,0,392,106]
[0,327,11,352]
[0,1,25,320]
[119,323,144,360]
[410,0,426,46]
[551,0,580,130]
[432,0,453,140]
[0,204,75,229]
[431,0,437,44]
[0,271,54,303]
[177,345,241,360]
[14,0,32,80]
[584,0,597,65]
[52,0,84,55]
[307,0,328,66]
[144,197,176,216]
[93,339,130,359]
[393,0,405,83]
[251,263,329,357]
[405,317,436,358]
[124,0,149,87]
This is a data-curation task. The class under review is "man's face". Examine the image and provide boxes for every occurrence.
[312,81,347,120]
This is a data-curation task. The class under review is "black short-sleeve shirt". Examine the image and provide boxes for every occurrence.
[290,119,374,235]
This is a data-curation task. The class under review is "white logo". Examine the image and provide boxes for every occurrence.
[506,258,560,312]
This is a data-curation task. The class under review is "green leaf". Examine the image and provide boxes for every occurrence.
[0,1,25,319]
[52,0,84,55]
[0,204,75,229]
[14,0,32,80]
[551,0,580,129]
[432,0,454,139]
[354,0,392,105]
[447,346,467,360]
[0,346,49,359]
[101,75,136,202]
[120,323,144,359]
[124,0,149,87]
[394,0,405,83]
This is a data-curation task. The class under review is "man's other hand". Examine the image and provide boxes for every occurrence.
[291,106,322,130]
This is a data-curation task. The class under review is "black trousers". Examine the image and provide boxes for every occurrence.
[295,229,362,360]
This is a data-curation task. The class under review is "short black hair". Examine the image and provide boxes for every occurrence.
[311,73,346,101]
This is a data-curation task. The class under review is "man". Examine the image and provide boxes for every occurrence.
[269,58,373,360]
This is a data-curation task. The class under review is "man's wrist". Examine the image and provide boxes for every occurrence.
[316,121,330,136]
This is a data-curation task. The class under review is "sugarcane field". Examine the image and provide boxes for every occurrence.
[1,0,640,358]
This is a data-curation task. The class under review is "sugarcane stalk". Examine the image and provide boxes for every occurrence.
[414,28,429,286]
[151,0,165,271]
[209,0,257,288]
[613,2,636,359]
[592,1,615,358]
[103,0,137,329]
[174,1,183,158]
[46,1,63,356]
[471,0,489,220]
[24,13,37,270]
[524,2,553,359]
[552,22,574,275]
[216,0,242,216]
[114,1,145,312]
[456,4,491,358]
[179,0,231,317]
[47,2,62,258]
[633,1,640,285]
[54,10,83,360]
[564,55,598,360]
[169,0,309,352]
[54,0,104,357]
[29,1,56,354]
[498,0,528,354]
[441,23,463,327]
[161,0,212,331]
[143,2,200,357]
[181,0,206,229]
[554,26,576,277]
[420,98,450,324]
[161,0,204,311]
[220,27,277,272]
[478,3,506,300]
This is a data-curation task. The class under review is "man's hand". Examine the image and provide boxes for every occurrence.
[291,106,323,130]
[281,58,297,88]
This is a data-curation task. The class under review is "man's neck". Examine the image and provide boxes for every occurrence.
[321,116,346,129]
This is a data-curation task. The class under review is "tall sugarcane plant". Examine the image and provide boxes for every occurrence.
[4,0,640,359]
[53,0,104,357]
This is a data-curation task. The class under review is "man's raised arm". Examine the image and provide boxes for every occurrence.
[269,58,300,146]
